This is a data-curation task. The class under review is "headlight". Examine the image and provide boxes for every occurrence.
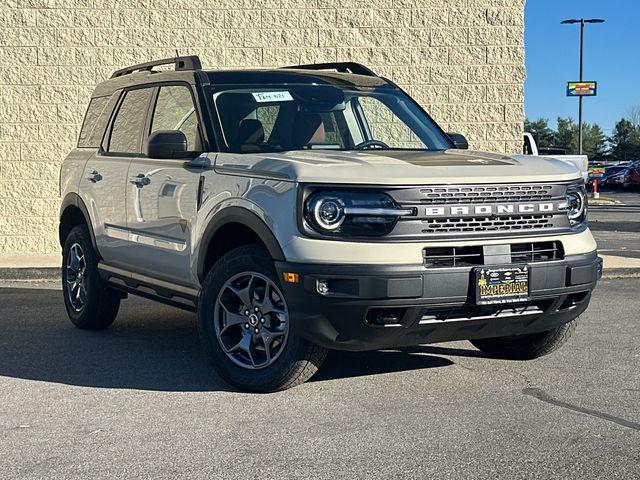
[303,190,414,237]
[309,196,345,231]
[565,184,587,226]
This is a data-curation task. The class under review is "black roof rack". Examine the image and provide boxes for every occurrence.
[110,55,202,79]
[282,62,377,77]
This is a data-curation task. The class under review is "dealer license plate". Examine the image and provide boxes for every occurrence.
[475,266,530,305]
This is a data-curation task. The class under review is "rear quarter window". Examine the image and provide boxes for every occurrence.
[107,88,153,154]
[77,95,116,148]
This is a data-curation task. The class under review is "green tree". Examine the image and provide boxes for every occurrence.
[525,117,608,159]
[524,118,555,147]
[609,119,640,162]
[582,123,608,159]
[554,117,578,154]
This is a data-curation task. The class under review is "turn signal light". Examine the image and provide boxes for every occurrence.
[282,272,299,283]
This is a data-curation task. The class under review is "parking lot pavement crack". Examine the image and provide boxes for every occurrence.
[453,360,475,371]
[523,387,640,432]
[518,372,534,389]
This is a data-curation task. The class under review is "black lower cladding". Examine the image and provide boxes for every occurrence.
[275,252,602,351]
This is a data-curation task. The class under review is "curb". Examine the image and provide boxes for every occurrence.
[0,267,59,281]
[589,199,621,206]
[1,266,640,283]
[602,268,640,279]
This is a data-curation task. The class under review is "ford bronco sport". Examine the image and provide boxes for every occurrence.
[59,56,602,391]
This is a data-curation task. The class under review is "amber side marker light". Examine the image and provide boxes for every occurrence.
[282,272,299,283]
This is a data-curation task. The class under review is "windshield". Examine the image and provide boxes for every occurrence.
[210,85,452,154]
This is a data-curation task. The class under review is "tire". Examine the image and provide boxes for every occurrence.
[61,225,121,330]
[198,245,327,392]
[469,317,578,360]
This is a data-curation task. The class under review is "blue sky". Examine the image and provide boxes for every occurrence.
[525,0,637,134]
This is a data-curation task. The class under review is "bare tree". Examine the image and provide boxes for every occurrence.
[627,105,640,127]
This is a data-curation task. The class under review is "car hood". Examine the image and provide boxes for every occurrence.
[214,149,582,185]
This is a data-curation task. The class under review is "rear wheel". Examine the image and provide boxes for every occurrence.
[470,317,578,360]
[198,245,327,392]
[62,225,121,329]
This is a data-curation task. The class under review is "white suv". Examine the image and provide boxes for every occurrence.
[59,56,602,391]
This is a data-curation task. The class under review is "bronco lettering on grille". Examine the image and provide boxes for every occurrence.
[423,202,561,217]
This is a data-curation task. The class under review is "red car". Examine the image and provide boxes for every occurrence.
[602,166,635,188]
[628,167,640,188]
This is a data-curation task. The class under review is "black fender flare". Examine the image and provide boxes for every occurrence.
[197,207,285,282]
[59,192,100,255]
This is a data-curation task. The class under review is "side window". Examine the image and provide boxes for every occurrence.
[78,95,116,148]
[150,85,200,151]
[358,97,426,149]
[108,88,153,154]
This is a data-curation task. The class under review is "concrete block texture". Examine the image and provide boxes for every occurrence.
[0,0,525,255]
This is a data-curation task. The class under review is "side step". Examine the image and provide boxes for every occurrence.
[98,263,199,312]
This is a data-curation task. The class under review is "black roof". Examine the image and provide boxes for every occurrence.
[205,68,391,89]
[92,57,392,97]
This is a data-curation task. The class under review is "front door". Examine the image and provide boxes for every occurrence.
[124,84,205,286]
[80,87,153,268]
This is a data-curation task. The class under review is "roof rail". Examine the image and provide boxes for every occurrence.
[110,55,202,79]
[282,62,377,77]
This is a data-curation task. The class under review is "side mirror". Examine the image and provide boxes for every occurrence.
[146,130,188,159]
[447,132,469,150]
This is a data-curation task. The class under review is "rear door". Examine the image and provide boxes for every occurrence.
[124,83,205,285]
[79,87,153,267]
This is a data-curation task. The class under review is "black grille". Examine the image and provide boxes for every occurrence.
[421,214,554,234]
[387,183,572,239]
[416,185,555,205]
[423,241,565,268]
[511,241,564,263]
[423,246,483,267]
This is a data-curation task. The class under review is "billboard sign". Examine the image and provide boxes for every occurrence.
[567,81,597,96]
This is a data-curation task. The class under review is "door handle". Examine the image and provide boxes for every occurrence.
[87,170,102,183]
[130,173,151,187]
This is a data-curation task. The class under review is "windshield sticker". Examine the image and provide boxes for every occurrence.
[252,91,293,103]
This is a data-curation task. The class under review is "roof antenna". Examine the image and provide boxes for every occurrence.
[175,49,180,58]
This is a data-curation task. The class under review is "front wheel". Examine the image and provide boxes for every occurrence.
[470,317,578,360]
[197,245,327,392]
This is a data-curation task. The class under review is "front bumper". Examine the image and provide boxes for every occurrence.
[275,252,602,351]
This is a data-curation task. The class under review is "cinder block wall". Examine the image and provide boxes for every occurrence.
[0,0,525,257]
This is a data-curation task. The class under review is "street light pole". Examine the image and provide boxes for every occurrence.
[561,18,605,155]
[578,19,584,154]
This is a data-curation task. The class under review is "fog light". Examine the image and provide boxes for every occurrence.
[316,280,330,295]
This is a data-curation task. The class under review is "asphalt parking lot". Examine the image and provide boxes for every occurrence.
[589,189,640,260]
[1,277,638,479]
